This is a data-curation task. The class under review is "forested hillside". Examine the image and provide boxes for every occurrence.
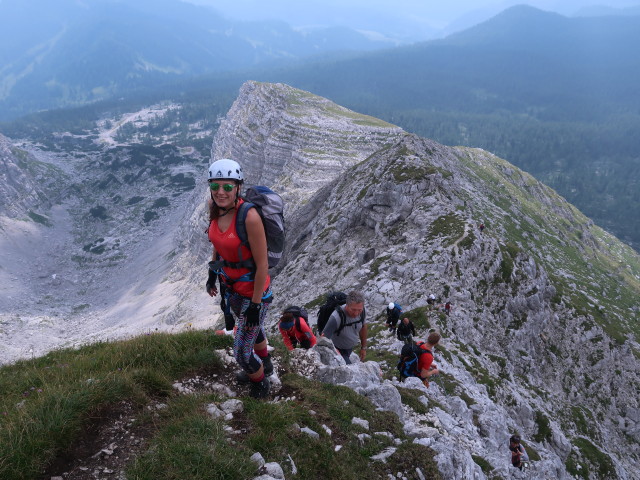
[251,5,640,249]
[0,0,389,120]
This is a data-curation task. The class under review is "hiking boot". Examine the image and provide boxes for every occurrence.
[249,377,270,399]
[236,370,251,384]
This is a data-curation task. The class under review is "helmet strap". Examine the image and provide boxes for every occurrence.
[218,206,235,217]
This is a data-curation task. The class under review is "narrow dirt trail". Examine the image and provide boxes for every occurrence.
[452,222,471,256]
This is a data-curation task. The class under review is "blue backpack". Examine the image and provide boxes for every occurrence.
[397,342,431,378]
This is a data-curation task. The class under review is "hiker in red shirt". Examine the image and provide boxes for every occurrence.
[278,307,317,351]
[205,158,272,399]
[417,331,441,387]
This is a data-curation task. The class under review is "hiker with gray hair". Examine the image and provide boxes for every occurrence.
[321,290,368,364]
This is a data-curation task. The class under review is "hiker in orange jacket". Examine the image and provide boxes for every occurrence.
[278,308,317,351]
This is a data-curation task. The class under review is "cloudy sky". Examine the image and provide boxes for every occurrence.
[188,0,640,40]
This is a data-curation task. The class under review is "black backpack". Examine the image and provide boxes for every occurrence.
[397,342,431,378]
[283,305,309,331]
[316,291,347,334]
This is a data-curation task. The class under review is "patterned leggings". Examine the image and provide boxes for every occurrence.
[228,289,271,374]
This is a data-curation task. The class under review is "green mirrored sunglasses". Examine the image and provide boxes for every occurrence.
[209,182,235,192]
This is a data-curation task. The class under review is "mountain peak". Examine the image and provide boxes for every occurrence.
[212,81,403,207]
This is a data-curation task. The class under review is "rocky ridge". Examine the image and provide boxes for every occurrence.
[209,82,640,479]
[212,81,404,212]
[0,133,60,218]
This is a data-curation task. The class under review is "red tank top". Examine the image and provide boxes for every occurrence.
[208,200,270,298]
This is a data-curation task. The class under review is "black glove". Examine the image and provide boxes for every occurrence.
[206,268,217,294]
[224,313,236,331]
[245,302,261,327]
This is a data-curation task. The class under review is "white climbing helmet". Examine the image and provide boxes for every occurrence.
[389,302,395,309]
[208,158,244,182]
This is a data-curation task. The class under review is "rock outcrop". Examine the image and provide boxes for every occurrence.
[212,81,404,212]
[0,134,53,219]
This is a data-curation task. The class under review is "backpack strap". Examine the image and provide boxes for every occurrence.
[235,201,252,248]
[335,308,346,335]
[335,307,366,336]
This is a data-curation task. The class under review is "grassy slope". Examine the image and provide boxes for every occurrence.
[0,331,440,480]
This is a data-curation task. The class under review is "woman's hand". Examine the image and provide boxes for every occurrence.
[245,302,261,326]
[206,268,218,296]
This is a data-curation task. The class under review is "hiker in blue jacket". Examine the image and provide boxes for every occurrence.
[321,290,368,364]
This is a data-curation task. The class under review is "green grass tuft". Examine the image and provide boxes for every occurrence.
[533,410,552,443]
[0,332,230,480]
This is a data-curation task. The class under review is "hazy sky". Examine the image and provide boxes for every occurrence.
[187,0,640,36]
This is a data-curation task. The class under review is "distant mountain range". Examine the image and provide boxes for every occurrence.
[1,3,639,249]
[271,5,640,119]
[253,5,640,249]
[574,4,640,17]
[0,0,392,120]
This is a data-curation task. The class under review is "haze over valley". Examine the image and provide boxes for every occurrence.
[2,0,639,249]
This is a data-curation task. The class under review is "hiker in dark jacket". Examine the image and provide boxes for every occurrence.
[385,302,401,333]
[509,435,529,470]
[396,317,416,345]
[322,290,368,364]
